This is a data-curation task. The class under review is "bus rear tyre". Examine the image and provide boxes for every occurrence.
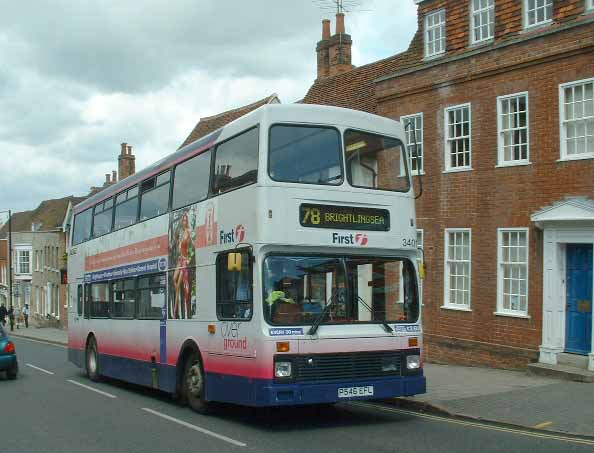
[86,337,101,382]
[182,351,212,414]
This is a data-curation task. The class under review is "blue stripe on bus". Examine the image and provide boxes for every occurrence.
[205,372,426,407]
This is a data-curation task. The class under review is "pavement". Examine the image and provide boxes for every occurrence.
[7,326,594,439]
[7,324,68,346]
[393,363,594,438]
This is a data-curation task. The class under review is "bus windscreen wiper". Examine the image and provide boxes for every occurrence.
[356,296,393,333]
[308,290,337,336]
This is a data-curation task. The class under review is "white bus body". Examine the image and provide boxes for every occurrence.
[68,104,425,409]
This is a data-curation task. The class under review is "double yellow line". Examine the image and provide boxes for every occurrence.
[352,402,594,446]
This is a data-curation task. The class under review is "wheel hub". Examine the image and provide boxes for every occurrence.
[187,362,202,396]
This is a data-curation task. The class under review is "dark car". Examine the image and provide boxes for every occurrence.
[0,324,18,379]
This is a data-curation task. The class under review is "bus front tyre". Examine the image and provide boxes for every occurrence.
[86,337,101,382]
[182,351,212,414]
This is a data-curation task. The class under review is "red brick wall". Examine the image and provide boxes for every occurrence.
[376,18,594,369]
[418,0,592,57]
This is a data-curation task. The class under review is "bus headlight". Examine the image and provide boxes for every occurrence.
[275,361,292,378]
[406,355,421,370]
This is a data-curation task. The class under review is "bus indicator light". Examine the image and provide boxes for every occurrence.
[208,324,216,334]
[276,342,290,352]
[408,337,418,347]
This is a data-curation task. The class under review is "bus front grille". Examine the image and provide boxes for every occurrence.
[293,351,402,382]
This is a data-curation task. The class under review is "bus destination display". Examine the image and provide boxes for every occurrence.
[300,204,390,231]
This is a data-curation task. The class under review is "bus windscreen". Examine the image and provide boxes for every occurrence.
[263,255,419,326]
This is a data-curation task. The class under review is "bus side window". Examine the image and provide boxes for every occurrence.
[216,250,253,320]
[77,284,83,316]
[84,283,91,318]
[212,127,259,194]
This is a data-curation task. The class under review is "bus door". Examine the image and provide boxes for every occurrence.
[68,280,85,351]
[213,249,256,359]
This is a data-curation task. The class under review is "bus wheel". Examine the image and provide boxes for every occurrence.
[182,351,211,414]
[86,337,101,382]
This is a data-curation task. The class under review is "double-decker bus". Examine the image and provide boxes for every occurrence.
[67,104,425,412]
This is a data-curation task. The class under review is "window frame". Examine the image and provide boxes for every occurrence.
[72,207,93,246]
[344,129,411,193]
[442,228,472,311]
[559,77,594,161]
[424,8,446,58]
[91,197,114,238]
[110,277,137,319]
[77,284,83,316]
[523,0,553,29]
[15,246,32,275]
[89,282,110,319]
[470,0,495,45]
[216,248,254,321]
[496,228,530,318]
[497,92,531,166]
[138,170,172,222]
[401,113,424,175]
[171,148,213,211]
[267,123,344,186]
[211,126,260,196]
[137,273,166,320]
[113,185,140,231]
[444,103,473,172]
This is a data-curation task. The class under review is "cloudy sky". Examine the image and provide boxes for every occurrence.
[0,0,418,218]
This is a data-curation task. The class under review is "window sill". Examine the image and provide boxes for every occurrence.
[523,20,553,32]
[443,167,473,174]
[469,38,494,48]
[424,52,445,61]
[495,161,532,168]
[557,154,594,163]
[494,311,531,319]
[440,305,472,312]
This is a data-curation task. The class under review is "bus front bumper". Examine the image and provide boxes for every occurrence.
[253,373,426,407]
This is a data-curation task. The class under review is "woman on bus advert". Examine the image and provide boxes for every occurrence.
[169,208,197,319]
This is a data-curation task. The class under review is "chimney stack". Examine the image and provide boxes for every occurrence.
[118,142,136,181]
[336,13,345,34]
[316,14,354,80]
[322,19,331,39]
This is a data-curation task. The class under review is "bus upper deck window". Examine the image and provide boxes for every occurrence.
[345,130,410,193]
[269,125,342,185]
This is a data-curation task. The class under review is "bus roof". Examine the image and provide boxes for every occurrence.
[74,104,402,214]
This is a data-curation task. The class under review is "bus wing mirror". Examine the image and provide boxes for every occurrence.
[228,253,242,272]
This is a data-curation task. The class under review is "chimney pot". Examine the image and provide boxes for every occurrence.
[322,19,331,39]
[121,142,127,156]
[127,145,133,155]
[112,170,117,182]
[336,12,345,34]
[105,173,110,183]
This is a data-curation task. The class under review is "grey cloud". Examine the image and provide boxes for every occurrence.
[3,0,321,93]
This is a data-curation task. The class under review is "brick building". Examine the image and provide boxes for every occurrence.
[0,196,84,328]
[304,1,594,370]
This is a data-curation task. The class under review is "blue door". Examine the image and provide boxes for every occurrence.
[565,244,593,355]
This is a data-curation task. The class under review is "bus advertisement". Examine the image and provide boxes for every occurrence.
[67,104,425,413]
